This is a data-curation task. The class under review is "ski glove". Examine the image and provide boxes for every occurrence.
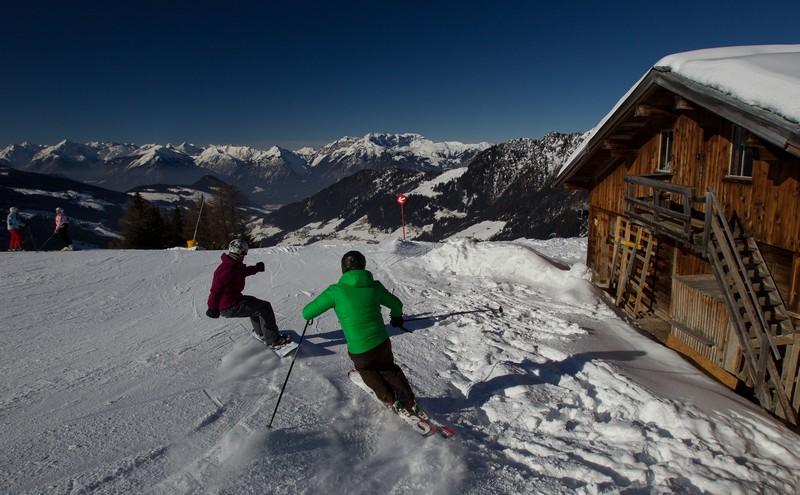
[206,308,220,319]
[255,262,265,272]
[390,316,404,328]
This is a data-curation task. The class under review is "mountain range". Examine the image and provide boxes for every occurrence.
[0,133,489,204]
[259,132,587,245]
[1,132,586,249]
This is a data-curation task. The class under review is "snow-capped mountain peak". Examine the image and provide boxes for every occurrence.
[0,142,45,167]
[33,139,100,164]
[307,133,490,181]
[3,132,490,203]
[293,146,316,160]
[171,142,205,157]
[86,142,138,161]
[127,144,193,169]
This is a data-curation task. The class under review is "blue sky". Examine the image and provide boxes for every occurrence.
[2,0,799,149]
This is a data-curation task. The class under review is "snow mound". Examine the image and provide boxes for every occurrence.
[417,239,593,305]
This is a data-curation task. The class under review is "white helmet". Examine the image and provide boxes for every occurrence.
[9,207,17,213]
[55,207,64,213]
[227,238,248,259]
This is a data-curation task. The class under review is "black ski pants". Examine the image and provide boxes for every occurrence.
[221,295,280,344]
[59,224,72,248]
[349,339,414,405]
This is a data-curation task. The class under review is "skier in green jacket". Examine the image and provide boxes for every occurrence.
[302,250,420,415]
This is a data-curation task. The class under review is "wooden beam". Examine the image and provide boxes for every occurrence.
[610,149,638,160]
[745,135,778,161]
[602,139,633,151]
[674,96,694,111]
[620,120,649,129]
[635,104,675,118]
[563,182,589,190]
[751,334,799,348]
[667,334,739,389]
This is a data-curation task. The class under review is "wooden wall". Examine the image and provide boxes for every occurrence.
[587,105,800,313]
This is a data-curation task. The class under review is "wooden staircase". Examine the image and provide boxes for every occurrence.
[704,192,797,423]
[624,176,800,424]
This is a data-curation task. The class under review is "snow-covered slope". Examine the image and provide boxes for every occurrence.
[1,239,797,493]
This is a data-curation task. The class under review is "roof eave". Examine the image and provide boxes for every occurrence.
[654,70,800,157]
[554,70,661,187]
[556,67,800,187]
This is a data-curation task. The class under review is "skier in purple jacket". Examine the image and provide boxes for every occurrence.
[206,239,291,348]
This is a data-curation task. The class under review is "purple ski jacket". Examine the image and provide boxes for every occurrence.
[207,253,260,311]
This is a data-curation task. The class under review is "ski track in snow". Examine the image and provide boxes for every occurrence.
[1,239,798,494]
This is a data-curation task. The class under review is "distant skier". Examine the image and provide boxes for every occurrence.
[54,207,73,251]
[301,250,421,415]
[6,207,24,251]
[206,238,291,348]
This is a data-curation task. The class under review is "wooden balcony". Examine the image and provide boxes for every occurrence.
[623,175,706,250]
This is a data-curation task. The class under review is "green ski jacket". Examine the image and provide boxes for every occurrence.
[302,269,402,354]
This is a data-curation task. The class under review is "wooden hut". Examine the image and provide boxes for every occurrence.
[555,46,800,424]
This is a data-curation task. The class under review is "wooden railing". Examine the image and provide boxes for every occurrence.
[624,175,705,248]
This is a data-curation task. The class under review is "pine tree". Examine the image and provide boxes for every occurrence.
[142,205,167,249]
[205,185,250,248]
[167,207,186,248]
[118,193,150,248]
[117,193,173,249]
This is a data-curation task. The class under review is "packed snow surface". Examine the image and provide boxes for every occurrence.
[1,238,798,494]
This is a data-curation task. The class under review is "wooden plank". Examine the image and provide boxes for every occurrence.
[749,334,799,348]
[671,320,716,346]
[633,235,657,315]
[712,218,780,357]
[635,104,675,118]
[792,333,800,412]
[766,356,796,423]
[674,96,694,111]
[667,334,739,389]
[619,226,644,306]
[708,244,767,402]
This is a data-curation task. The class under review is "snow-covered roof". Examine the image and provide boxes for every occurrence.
[656,45,800,125]
[557,45,800,182]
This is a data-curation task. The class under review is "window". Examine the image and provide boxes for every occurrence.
[658,130,673,172]
[729,125,754,177]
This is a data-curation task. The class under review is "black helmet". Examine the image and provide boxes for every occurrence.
[341,250,366,273]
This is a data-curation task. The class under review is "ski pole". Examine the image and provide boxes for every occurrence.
[404,306,503,323]
[38,232,57,251]
[268,319,312,429]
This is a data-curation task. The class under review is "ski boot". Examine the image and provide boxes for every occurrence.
[270,333,293,349]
